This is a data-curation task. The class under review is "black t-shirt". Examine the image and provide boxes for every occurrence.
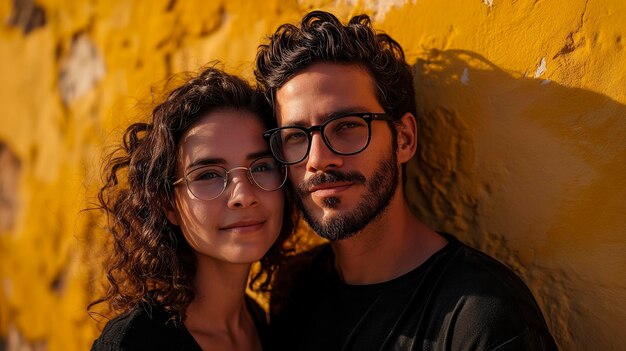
[269,233,558,351]
[91,295,268,351]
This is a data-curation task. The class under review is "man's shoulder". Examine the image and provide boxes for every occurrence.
[91,302,188,350]
[438,235,536,300]
[423,234,557,349]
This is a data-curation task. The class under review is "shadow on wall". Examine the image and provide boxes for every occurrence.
[405,49,626,350]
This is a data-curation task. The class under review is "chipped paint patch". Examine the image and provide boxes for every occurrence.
[461,67,470,85]
[342,0,418,21]
[58,34,106,106]
[0,142,21,233]
[6,0,47,34]
[7,325,47,351]
[483,0,494,8]
[534,57,547,78]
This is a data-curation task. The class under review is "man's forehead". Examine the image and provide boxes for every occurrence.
[274,63,381,126]
[276,106,375,127]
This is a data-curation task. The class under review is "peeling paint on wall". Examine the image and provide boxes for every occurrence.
[0,142,21,233]
[6,0,46,34]
[6,326,47,351]
[534,57,547,78]
[340,0,418,21]
[58,33,106,106]
[460,67,470,85]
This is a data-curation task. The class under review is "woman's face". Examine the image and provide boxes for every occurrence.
[167,109,284,264]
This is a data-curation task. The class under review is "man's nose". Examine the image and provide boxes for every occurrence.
[305,133,344,172]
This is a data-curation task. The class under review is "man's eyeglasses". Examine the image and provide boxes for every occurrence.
[263,112,393,165]
[172,156,287,201]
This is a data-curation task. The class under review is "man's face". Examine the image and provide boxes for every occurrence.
[275,63,399,240]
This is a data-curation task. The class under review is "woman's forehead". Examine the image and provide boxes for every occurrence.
[177,111,269,168]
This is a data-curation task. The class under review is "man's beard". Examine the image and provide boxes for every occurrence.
[294,153,399,241]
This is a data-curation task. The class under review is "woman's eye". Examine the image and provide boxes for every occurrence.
[251,161,276,173]
[194,170,222,181]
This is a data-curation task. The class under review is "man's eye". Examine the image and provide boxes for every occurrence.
[284,131,307,143]
[337,122,362,130]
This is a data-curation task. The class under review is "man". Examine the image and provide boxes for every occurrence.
[255,11,557,351]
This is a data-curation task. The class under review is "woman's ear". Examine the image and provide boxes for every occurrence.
[163,197,180,226]
[395,112,418,163]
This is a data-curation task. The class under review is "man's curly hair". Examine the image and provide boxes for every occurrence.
[254,10,416,182]
[254,10,416,121]
[89,66,297,321]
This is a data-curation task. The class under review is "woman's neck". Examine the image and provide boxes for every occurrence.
[183,256,261,351]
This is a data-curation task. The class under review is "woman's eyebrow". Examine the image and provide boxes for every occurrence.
[186,157,226,170]
[247,150,272,160]
[186,150,272,170]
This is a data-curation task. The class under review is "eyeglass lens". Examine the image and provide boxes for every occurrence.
[270,115,370,164]
[184,157,285,200]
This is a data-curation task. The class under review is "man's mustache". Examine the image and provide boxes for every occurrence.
[296,170,367,196]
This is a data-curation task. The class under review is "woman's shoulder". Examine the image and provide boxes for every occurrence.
[90,302,199,351]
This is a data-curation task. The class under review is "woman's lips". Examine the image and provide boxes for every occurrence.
[220,220,265,233]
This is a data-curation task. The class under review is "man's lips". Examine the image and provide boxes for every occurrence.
[297,170,366,197]
[308,182,353,196]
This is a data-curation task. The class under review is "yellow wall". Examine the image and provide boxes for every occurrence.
[1,0,624,350]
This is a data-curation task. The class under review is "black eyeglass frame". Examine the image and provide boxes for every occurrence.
[172,156,288,201]
[263,112,394,165]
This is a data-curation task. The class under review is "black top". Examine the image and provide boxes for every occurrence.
[269,233,558,351]
[91,295,268,351]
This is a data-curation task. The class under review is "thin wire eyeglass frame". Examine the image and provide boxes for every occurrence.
[172,157,288,201]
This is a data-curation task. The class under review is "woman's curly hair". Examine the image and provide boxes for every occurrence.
[89,66,297,321]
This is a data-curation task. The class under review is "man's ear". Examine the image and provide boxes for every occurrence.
[163,197,180,226]
[395,112,418,163]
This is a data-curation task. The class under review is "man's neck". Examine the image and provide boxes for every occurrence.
[330,199,447,285]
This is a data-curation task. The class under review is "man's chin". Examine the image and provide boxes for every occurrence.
[301,202,332,222]
[307,197,349,218]
[299,204,362,241]
[321,196,340,209]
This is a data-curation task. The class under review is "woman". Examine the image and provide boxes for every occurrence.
[89,66,295,351]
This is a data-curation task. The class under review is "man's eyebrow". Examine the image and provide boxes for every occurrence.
[281,120,308,128]
[328,107,372,117]
[281,107,373,127]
